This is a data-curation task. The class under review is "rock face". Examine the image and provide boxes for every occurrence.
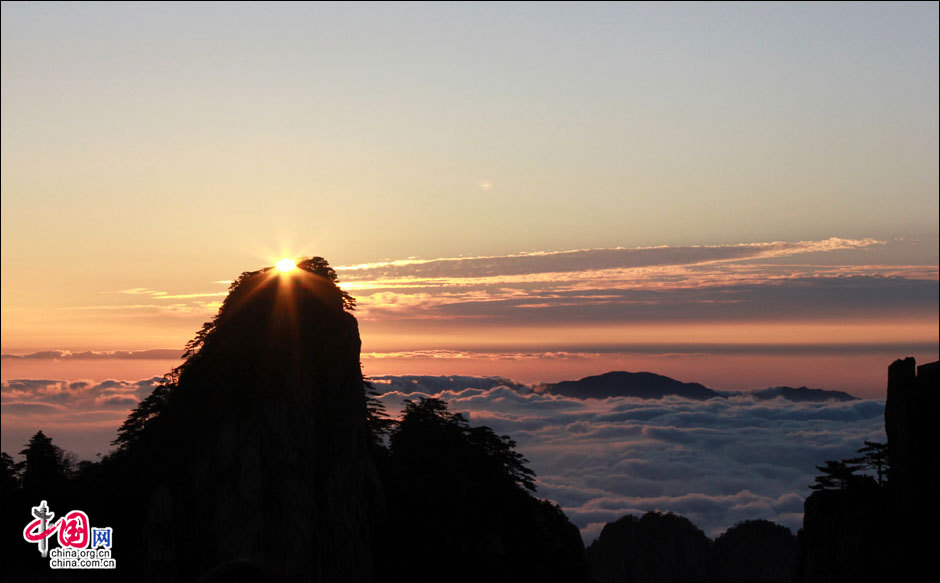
[796,357,939,583]
[885,358,939,515]
[586,511,711,582]
[885,357,939,580]
[796,485,891,582]
[135,262,379,581]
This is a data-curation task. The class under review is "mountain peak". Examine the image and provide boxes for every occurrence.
[118,257,378,581]
[534,370,721,400]
[532,371,861,402]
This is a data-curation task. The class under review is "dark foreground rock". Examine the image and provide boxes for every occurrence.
[587,512,798,582]
[131,260,380,582]
[796,358,939,583]
[586,511,711,582]
[711,519,799,582]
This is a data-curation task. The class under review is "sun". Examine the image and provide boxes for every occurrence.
[276,258,296,272]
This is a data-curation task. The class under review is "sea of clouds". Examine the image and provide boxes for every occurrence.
[2,373,886,543]
[370,375,885,542]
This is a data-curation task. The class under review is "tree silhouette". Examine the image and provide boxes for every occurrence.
[378,397,588,581]
[17,431,72,494]
[807,441,890,493]
[809,459,864,491]
[296,256,356,311]
[392,397,535,493]
[711,519,798,583]
[0,452,18,494]
[113,381,173,449]
[363,378,396,454]
[848,440,889,487]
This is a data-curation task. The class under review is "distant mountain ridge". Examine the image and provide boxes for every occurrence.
[747,385,858,402]
[533,371,721,400]
[533,371,859,402]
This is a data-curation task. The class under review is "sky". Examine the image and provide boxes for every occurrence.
[2,0,938,481]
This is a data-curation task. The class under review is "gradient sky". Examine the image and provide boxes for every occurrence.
[2,3,938,412]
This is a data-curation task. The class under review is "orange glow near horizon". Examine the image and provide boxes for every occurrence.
[355,318,940,352]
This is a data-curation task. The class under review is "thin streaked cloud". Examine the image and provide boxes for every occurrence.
[327,239,938,325]
[1,349,182,360]
[336,238,884,280]
[61,239,934,325]
[112,288,227,300]
[58,303,220,315]
[360,342,940,360]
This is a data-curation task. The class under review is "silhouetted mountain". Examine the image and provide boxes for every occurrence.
[534,371,722,400]
[2,257,589,582]
[114,258,379,581]
[711,519,798,582]
[796,357,939,583]
[586,512,798,582]
[532,371,860,402]
[586,511,711,581]
[749,386,858,402]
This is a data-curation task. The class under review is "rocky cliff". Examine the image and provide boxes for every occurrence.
[886,358,939,513]
[796,357,939,583]
[796,484,891,582]
[129,259,379,581]
[885,357,939,580]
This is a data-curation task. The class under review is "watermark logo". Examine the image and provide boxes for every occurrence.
[22,500,116,569]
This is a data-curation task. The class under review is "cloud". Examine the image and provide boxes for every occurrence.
[362,343,939,358]
[322,240,938,328]
[2,403,64,414]
[357,276,938,324]
[51,286,231,318]
[337,238,885,281]
[368,375,886,541]
[31,239,934,353]
[1,376,171,458]
[0,371,893,544]
[369,375,528,394]
[113,288,227,300]
[2,349,182,360]
[2,377,164,412]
